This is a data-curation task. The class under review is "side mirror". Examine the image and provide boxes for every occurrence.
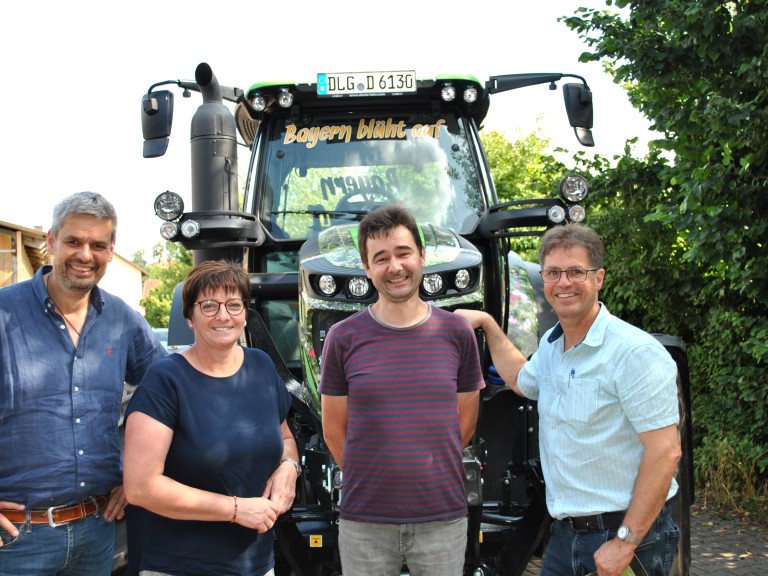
[141,90,174,158]
[563,83,594,147]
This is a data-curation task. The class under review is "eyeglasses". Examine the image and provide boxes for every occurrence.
[539,268,599,283]
[195,298,246,317]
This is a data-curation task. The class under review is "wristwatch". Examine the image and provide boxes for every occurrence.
[281,457,302,476]
[617,524,643,545]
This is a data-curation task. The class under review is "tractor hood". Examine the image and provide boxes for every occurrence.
[297,221,485,414]
[299,222,483,304]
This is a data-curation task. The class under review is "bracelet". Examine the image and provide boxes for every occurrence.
[281,457,302,476]
[230,495,238,523]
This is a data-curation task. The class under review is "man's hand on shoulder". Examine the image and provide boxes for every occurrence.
[453,309,527,396]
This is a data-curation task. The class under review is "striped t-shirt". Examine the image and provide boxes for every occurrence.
[319,305,485,523]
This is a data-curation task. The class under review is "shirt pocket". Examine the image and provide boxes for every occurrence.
[564,378,604,424]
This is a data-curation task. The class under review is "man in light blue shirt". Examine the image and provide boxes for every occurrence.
[0,192,166,575]
[457,223,681,576]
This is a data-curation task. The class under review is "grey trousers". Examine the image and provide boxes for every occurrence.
[338,517,467,576]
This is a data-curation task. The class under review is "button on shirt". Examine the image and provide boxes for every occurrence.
[517,304,679,519]
[0,266,167,508]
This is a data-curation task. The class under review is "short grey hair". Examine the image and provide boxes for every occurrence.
[539,223,604,269]
[50,192,118,243]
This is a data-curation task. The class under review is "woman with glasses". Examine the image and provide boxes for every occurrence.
[122,260,300,576]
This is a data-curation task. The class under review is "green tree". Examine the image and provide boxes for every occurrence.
[482,127,567,202]
[563,0,768,514]
[140,241,193,328]
[570,146,699,340]
[481,127,569,258]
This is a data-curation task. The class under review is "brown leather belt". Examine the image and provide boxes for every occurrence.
[0,494,109,528]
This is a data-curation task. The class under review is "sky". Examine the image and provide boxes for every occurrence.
[1,0,652,260]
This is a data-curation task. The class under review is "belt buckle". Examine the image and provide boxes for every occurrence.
[47,504,68,528]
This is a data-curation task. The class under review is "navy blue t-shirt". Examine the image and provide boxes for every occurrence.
[125,347,291,576]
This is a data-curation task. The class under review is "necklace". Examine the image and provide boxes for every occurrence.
[45,274,84,337]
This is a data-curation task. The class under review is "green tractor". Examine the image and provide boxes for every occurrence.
[135,63,692,575]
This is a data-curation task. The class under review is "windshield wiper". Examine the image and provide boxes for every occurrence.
[271,208,366,220]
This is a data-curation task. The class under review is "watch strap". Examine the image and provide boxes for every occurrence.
[281,457,302,476]
[618,524,643,545]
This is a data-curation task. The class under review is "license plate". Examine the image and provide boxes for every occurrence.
[317,71,417,96]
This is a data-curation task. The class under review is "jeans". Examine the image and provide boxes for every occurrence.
[338,517,467,576]
[0,513,115,576]
[541,501,680,576]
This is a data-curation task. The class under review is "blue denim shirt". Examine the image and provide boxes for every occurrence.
[0,265,167,508]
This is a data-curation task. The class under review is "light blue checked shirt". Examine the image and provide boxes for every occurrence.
[518,304,679,519]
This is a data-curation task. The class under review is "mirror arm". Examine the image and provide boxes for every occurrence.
[145,80,243,105]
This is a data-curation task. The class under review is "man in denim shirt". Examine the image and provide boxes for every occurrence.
[457,224,681,576]
[0,192,167,575]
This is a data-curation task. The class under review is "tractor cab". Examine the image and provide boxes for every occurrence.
[142,63,599,575]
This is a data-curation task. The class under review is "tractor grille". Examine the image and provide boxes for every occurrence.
[476,388,538,503]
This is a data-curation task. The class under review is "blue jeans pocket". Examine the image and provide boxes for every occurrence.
[0,526,23,549]
[634,521,680,576]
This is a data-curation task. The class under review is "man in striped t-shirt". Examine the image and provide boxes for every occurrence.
[319,205,485,576]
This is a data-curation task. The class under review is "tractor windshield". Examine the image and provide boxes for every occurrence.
[258,111,485,241]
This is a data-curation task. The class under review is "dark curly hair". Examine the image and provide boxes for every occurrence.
[357,205,422,266]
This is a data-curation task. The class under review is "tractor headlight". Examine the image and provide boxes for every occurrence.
[568,205,587,223]
[454,269,471,291]
[348,277,371,298]
[547,205,566,224]
[441,84,456,102]
[559,174,589,203]
[422,273,444,296]
[250,93,267,112]
[463,87,478,103]
[318,275,337,296]
[159,221,179,240]
[180,220,200,239]
[277,89,294,108]
[154,191,184,221]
